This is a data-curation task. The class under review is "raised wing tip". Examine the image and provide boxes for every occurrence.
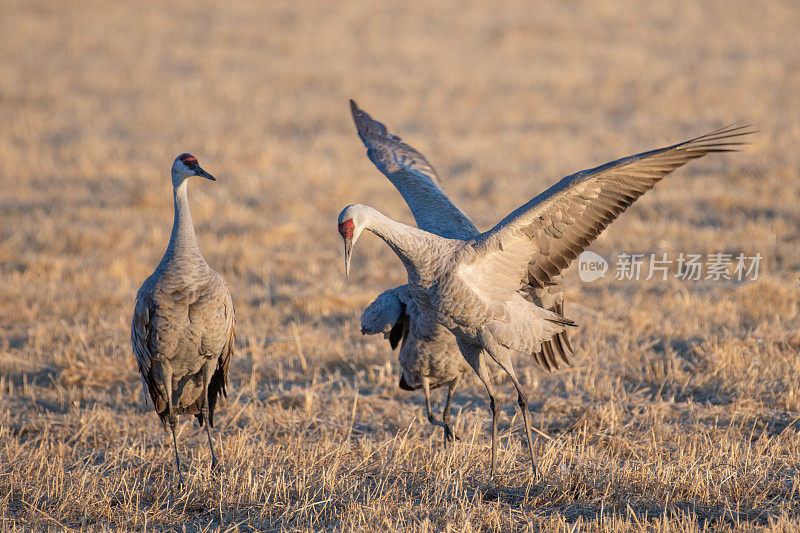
[350,99,367,128]
[720,122,758,137]
[350,99,375,142]
[696,122,758,141]
[349,100,393,144]
[680,123,758,153]
[722,121,756,132]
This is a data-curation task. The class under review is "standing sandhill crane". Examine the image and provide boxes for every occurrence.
[351,101,573,444]
[338,123,753,476]
[131,154,235,486]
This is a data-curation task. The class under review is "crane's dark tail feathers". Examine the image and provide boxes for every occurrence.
[144,376,170,431]
[399,374,416,391]
[536,330,574,373]
[199,363,229,429]
[197,336,234,428]
[535,303,576,373]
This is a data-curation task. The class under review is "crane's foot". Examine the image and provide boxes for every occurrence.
[168,470,185,505]
[443,426,461,446]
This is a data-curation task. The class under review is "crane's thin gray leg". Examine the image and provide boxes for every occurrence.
[457,339,499,477]
[203,418,218,471]
[169,419,183,488]
[159,364,184,489]
[421,378,450,443]
[509,374,537,476]
[477,361,499,478]
[442,381,458,446]
[201,360,219,472]
[483,339,537,476]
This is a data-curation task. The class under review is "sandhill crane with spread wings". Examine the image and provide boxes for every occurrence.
[351,101,572,444]
[338,112,753,476]
[131,154,235,487]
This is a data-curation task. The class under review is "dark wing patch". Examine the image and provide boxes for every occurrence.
[389,313,410,351]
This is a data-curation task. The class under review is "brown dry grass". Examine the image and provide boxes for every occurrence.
[1,0,799,530]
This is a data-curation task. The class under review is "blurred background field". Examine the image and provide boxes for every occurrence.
[1,0,799,530]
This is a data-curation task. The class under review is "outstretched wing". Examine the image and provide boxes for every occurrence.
[350,99,479,240]
[465,124,755,305]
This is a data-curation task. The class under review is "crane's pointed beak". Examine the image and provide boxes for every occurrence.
[194,166,216,181]
[343,238,352,276]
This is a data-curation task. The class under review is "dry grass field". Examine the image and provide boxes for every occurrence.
[1,0,799,530]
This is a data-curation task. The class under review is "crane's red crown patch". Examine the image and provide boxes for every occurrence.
[338,219,354,239]
[179,154,198,167]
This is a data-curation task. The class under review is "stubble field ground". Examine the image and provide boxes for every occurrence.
[1,0,799,530]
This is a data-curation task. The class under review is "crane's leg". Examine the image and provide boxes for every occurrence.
[482,338,537,476]
[478,361,499,478]
[457,339,499,477]
[441,380,458,446]
[421,378,450,444]
[201,360,219,472]
[169,418,183,489]
[510,373,537,476]
[158,363,184,489]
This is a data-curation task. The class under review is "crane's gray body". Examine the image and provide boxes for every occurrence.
[132,255,234,427]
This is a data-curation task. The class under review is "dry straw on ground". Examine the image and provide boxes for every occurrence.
[1,0,799,530]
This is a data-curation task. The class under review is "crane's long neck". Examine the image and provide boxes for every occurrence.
[365,211,446,283]
[163,180,205,266]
